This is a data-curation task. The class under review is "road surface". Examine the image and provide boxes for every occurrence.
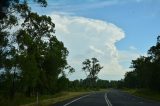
[53,89,160,106]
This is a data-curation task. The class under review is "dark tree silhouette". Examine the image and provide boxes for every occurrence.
[123,36,160,90]
[0,0,70,98]
[82,57,103,87]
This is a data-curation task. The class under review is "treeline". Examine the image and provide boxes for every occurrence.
[56,77,113,91]
[112,36,160,90]
[124,36,160,90]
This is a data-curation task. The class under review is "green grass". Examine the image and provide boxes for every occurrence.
[0,91,90,106]
[22,89,108,106]
[0,89,108,106]
[21,92,90,106]
[0,93,56,106]
[123,88,160,102]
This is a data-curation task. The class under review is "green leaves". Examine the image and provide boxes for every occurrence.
[82,57,103,80]
[124,36,160,90]
[0,0,69,97]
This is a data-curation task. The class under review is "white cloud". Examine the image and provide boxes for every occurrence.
[129,46,137,51]
[46,0,119,12]
[49,14,140,80]
[44,0,147,13]
[89,45,104,55]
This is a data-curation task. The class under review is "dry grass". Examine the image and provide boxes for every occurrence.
[21,89,109,106]
[21,92,90,106]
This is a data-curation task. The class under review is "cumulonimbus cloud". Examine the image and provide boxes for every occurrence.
[49,14,139,80]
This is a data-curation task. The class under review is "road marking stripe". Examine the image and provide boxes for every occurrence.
[105,94,110,106]
[104,93,112,106]
[104,94,109,106]
[63,94,90,106]
[107,93,112,106]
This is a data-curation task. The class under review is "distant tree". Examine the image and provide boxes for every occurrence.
[71,80,80,90]
[57,65,75,91]
[82,57,103,87]
[124,71,138,88]
[57,75,70,92]
[116,80,125,89]
[96,79,109,88]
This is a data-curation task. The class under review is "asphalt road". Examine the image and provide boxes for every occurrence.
[53,89,160,106]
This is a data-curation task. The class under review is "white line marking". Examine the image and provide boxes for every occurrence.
[104,94,109,106]
[106,93,112,106]
[104,93,112,106]
[105,94,110,106]
[63,94,90,106]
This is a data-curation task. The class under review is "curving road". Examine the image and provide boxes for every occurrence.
[53,89,160,106]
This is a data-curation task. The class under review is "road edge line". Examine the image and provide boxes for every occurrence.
[63,94,90,106]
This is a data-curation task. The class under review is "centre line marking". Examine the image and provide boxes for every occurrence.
[104,93,112,106]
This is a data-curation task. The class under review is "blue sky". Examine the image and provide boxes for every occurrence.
[31,0,160,80]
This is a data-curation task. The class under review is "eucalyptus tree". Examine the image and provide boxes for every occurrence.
[0,0,70,97]
[82,57,103,87]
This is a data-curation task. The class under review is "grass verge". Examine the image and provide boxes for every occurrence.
[123,88,160,102]
[21,91,90,106]
[22,89,108,106]
[0,89,108,106]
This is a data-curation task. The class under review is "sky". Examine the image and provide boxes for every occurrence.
[31,0,160,80]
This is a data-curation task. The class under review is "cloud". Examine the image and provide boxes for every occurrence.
[47,0,119,11]
[89,45,104,55]
[129,46,137,51]
[43,0,148,14]
[49,13,140,80]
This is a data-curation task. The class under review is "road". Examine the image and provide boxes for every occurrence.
[53,89,160,106]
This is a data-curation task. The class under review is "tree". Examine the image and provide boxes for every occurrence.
[130,56,152,88]
[123,36,160,90]
[147,36,160,90]
[96,79,109,88]
[124,71,138,88]
[57,75,70,92]
[82,57,103,87]
[0,0,47,19]
[0,0,70,98]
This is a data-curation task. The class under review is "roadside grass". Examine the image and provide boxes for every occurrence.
[22,89,108,106]
[123,88,160,102]
[0,88,108,106]
[21,91,89,106]
[0,93,56,106]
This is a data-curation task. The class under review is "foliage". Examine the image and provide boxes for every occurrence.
[0,0,70,99]
[82,58,103,80]
[124,36,160,90]
[82,57,103,87]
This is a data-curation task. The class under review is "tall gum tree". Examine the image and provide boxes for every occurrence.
[0,0,71,97]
